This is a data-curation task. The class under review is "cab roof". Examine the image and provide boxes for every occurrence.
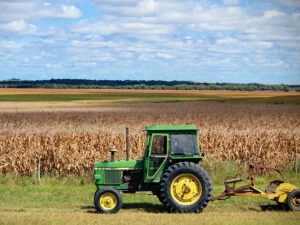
[145,125,198,131]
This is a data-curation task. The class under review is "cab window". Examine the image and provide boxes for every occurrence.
[151,136,167,155]
[171,134,198,154]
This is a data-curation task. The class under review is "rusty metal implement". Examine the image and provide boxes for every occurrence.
[212,164,300,211]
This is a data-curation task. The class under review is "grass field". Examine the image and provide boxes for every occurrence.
[0,176,299,225]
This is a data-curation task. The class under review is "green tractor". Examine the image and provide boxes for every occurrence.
[93,125,212,213]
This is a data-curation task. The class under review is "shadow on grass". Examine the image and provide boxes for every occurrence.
[122,203,165,213]
[80,205,97,214]
[248,204,286,212]
[260,204,287,212]
[81,203,165,214]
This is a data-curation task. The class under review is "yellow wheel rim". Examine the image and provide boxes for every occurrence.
[100,193,117,210]
[292,196,300,206]
[292,197,296,206]
[170,173,202,205]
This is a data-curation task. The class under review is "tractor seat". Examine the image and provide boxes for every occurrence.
[264,180,284,194]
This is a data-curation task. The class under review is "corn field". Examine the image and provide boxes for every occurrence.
[0,102,299,176]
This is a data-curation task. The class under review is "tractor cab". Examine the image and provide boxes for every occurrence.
[143,125,202,183]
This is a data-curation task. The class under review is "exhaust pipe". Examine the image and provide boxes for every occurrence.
[109,147,117,162]
[126,127,129,161]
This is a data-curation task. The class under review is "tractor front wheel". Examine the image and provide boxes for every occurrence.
[286,189,300,211]
[94,187,123,213]
[158,162,212,213]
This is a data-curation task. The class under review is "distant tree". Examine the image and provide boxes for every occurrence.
[283,85,289,92]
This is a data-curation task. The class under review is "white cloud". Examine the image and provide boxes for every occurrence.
[264,10,285,18]
[274,0,300,7]
[40,4,82,19]
[222,0,240,5]
[0,20,36,34]
[71,40,119,48]
[41,39,55,44]
[80,62,97,67]
[292,12,300,19]
[72,20,174,36]
[73,21,119,35]
[122,22,173,34]
[216,38,273,49]
[156,52,175,59]
[254,41,274,48]
[68,47,116,63]
[120,52,133,58]
[277,42,300,48]
[0,1,82,22]
[41,51,57,58]
[238,32,300,42]
[92,0,139,6]
[211,38,274,55]
[0,41,24,50]
[23,58,30,64]
[102,0,158,17]
[88,0,298,44]
[215,38,239,45]
[45,63,61,68]
[138,54,149,61]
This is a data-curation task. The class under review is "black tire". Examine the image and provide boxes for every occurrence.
[158,162,212,213]
[151,186,164,204]
[286,189,300,211]
[94,189,98,200]
[94,187,123,213]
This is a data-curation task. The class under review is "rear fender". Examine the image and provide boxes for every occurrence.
[276,183,298,203]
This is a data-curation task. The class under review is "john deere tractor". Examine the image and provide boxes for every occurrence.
[93,125,212,213]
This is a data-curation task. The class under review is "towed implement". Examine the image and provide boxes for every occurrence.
[212,164,300,211]
[93,125,299,213]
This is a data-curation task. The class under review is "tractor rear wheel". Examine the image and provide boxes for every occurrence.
[94,187,123,213]
[158,162,212,213]
[286,189,300,211]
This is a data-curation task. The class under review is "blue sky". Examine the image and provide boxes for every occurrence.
[0,0,300,84]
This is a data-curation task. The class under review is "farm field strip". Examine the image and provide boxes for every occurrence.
[0,93,222,103]
[0,101,299,176]
[1,88,300,96]
[0,89,299,104]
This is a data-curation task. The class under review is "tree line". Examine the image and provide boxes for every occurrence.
[0,79,299,92]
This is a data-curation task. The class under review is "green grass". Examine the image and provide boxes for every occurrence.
[0,93,221,103]
[0,174,299,225]
[201,159,300,186]
[0,93,299,104]
[224,95,300,105]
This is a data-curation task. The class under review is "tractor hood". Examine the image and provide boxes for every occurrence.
[94,160,144,184]
[94,159,144,170]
